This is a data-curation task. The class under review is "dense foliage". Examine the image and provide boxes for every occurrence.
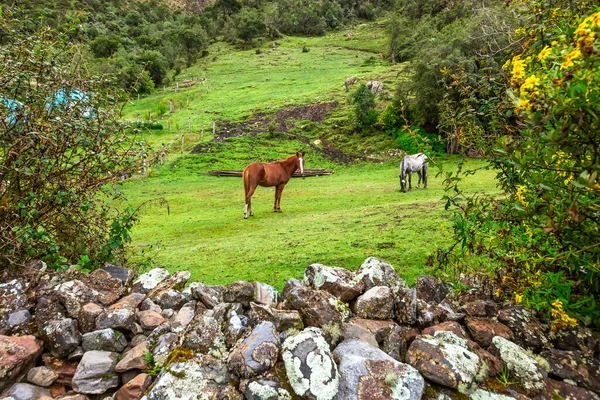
[0,11,147,270]
[434,1,600,328]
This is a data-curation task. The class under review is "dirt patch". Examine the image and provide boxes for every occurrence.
[190,102,362,163]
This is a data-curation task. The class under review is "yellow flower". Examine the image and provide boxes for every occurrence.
[537,46,551,61]
[516,185,528,205]
[552,299,563,309]
[520,75,539,92]
[502,59,511,70]
[515,27,527,36]
[551,40,558,46]
[511,56,526,82]
[516,98,531,112]
[495,288,502,297]
[561,48,581,70]
[515,294,523,303]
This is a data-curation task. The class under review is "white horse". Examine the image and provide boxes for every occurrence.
[400,153,428,193]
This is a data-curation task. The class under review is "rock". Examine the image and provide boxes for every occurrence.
[96,307,135,331]
[223,281,255,308]
[340,322,378,348]
[422,321,467,339]
[73,269,124,306]
[355,257,406,293]
[0,335,44,391]
[152,333,179,365]
[141,355,236,400]
[540,348,600,392]
[304,264,364,302]
[153,289,184,310]
[249,302,303,331]
[462,300,499,317]
[71,350,119,394]
[131,334,148,348]
[416,275,451,304]
[416,299,448,329]
[468,388,517,399]
[55,394,90,400]
[114,373,152,400]
[161,308,176,321]
[116,341,150,373]
[140,299,161,314]
[282,327,339,400]
[406,331,484,393]
[490,336,546,395]
[146,271,191,301]
[0,280,29,319]
[82,328,128,352]
[78,303,104,333]
[282,279,343,327]
[34,297,67,332]
[102,264,136,286]
[67,346,84,361]
[498,306,548,350]
[366,80,384,95]
[182,314,225,356]
[42,354,78,386]
[41,318,81,358]
[244,380,291,400]
[225,314,250,348]
[1,382,51,399]
[209,302,243,324]
[53,280,98,319]
[333,339,424,400]
[189,282,224,309]
[253,282,279,307]
[173,303,196,332]
[110,293,146,311]
[228,321,279,378]
[27,366,58,387]
[465,317,514,348]
[137,310,165,331]
[550,326,597,358]
[379,324,408,362]
[545,378,600,400]
[8,309,32,327]
[353,286,394,320]
[395,287,418,325]
[132,268,170,294]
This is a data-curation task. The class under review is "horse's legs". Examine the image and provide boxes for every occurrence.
[274,185,284,212]
[244,184,257,219]
[408,172,412,191]
[424,164,428,189]
[417,170,422,188]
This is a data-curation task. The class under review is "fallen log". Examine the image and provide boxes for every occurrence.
[206,169,333,177]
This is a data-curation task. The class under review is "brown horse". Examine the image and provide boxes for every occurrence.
[243,152,305,219]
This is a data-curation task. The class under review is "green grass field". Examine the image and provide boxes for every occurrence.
[120,18,499,289]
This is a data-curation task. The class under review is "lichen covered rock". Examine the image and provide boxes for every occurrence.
[282,279,342,327]
[71,350,119,394]
[490,336,546,395]
[333,339,424,400]
[228,321,280,378]
[353,286,395,320]
[132,268,170,294]
[304,264,364,302]
[0,335,44,391]
[282,327,339,400]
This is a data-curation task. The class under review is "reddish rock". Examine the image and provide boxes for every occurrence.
[462,299,499,317]
[0,335,44,391]
[304,263,364,302]
[545,378,600,400]
[114,373,152,400]
[78,303,104,333]
[281,279,342,327]
[42,354,78,386]
[49,384,67,397]
[422,321,467,339]
[341,322,378,347]
[416,275,451,304]
[116,341,150,372]
[353,286,395,320]
[465,317,514,348]
[137,310,165,330]
[109,293,146,311]
[540,349,600,393]
[73,268,124,306]
[550,326,597,358]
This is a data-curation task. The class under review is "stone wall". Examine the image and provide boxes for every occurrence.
[0,257,598,400]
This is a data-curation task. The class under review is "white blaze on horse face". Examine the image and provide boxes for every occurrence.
[299,157,304,174]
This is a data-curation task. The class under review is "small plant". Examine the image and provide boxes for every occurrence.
[302,46,310,53]
[384,372,399,388]
[496,366,518,387]
[142,351,162,377]
[322,322,341,346]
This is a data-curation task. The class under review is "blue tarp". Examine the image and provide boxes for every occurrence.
[0,96,26,126]
[46,88,93,118]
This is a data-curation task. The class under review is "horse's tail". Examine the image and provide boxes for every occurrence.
[242,168,249,200]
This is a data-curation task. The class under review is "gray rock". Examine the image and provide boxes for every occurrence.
[333,340,424,400]
[228,321,279,378]
[245,380,291,400]
[71,350,119,394]
[27,366,58,387]
[282,327,338,400]
[53,280,98,319]
[304,264,364,302]
[223,281,255,307]
[152,332,179,365]
[8,309,31,327]
[154,289,185,310]
[353,286,395,320]
[355,257,406,293]
[96,307,135,331]
[395,288,418,325]
[182,314,225,356]
[146,271,191,303]
[249,302,303,331]
[132,268,170,294]
[189,282,224,309]
[253,282,280,307]
[490,336,546,395]
[282,279,343,327]
[102,263,136,285]
[130,334,148,348]
[41,318,81,358]
[68,346,84,361]
[497,306,548,351]
[78,303,104,334]
[1,382,51,399]
[141,355,236,400]
[407,331,485,394]
[82,328,128,352]
[173,302,196,332]
[225,314,250,348]
[140,298,162,313]
[0,280,29,321]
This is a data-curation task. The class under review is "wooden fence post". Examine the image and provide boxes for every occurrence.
[143,157,147,177]
[186,95,189,107]
[160,144,165,165]
[176,82,179,92]
[181,135,185,152]
[212,120,216,136]
[169,100,174,113]
[167,119,171,131]
[137,114,140,122]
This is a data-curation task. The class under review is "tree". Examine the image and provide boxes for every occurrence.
[234,7,266,44]
[350,83,377,131]
[136,50,169,86]
[89,34,121,58]
[0,13,147,269]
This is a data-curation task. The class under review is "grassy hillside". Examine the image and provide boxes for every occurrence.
[120,19,500,288]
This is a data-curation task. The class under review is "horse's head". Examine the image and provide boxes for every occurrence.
[400,178,406,193]
[296,152,305,175]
